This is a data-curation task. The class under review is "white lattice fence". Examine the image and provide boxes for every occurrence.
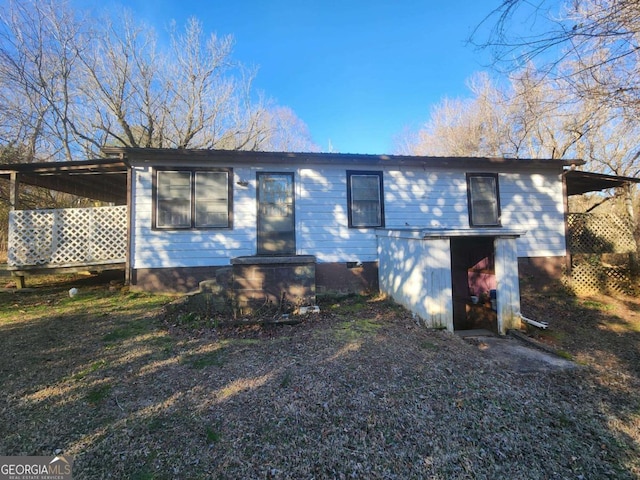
[8,206,127,268]
[567,213,636,254]
[570,263,634,296]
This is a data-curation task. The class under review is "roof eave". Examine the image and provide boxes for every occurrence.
[102,147,583,169]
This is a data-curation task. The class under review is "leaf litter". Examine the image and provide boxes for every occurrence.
[0,274,639,479]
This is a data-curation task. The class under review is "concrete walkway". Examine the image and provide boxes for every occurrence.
[462,332,578,373]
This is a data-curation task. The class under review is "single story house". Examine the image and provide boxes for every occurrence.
[3,148,635,334]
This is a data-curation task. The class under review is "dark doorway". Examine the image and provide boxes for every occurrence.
[257,172,295,255]
[450,237,497,333]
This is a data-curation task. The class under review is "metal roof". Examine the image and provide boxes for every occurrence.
[3,150,636,204]
[103,147,584,170]
[0,159,127,203]
[564,170,640,196]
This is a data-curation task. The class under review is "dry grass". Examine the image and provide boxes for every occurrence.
[1,273,640,479]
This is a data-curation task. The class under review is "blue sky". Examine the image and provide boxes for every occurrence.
[80,1,497,154]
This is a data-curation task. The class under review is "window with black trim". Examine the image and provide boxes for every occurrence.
[467,173,500,227]
[153,168,232,229]
[347,171,384,228]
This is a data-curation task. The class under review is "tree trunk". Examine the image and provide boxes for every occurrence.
[622,183,639,276]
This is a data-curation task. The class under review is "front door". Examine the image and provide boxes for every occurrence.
[257,172,295,255]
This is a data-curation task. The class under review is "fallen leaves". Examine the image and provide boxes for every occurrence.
[0,280,639,478]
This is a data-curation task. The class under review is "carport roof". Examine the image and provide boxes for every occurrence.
[564,170,640,196]
[0,158,127,203]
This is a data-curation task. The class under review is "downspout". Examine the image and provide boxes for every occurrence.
[519,313,548,329]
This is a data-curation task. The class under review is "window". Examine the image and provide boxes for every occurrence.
[467,173,500,227]
[347,171,384,228]
[154,169,232,229]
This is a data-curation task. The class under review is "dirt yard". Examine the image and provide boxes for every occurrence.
[1,273,639,479]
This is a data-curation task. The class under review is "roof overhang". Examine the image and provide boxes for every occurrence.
[0,150,596,205]
[0,159,128,203]
[564,170,640,196]
[103,147,583,170]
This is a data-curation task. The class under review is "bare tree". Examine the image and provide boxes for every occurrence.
[0,0,316,162]
[0,0,86,161]
[75,12,163,151]
[78,12,311,153]
[476,0,640,131]
[398,66,632,166]
[236,105,319,153]
[397,73,510,157]
[475,0,640,224]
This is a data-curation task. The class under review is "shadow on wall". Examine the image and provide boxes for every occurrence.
[518,257,568,292]
[315,262,378,295]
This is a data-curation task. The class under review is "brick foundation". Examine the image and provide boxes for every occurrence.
[518,256,569,289]
[231,256,316,311]
[315,261,379,294]
[132,257,566,297]
[131,266,226,293]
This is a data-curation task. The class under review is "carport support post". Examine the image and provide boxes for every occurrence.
[9,172,25,289]
[9,171,19,210]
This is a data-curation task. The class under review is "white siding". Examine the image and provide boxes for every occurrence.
[297,166,371,262]
[495,237,522,333]
[385,170,469,229]
[130,163,566,269]
[500,172,566,257]
[378,231,523,333]
[132,165,256,269]
[378,234,453,329]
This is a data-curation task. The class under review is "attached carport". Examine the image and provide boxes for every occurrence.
[0,158,128,207]
[0,159,129,287]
